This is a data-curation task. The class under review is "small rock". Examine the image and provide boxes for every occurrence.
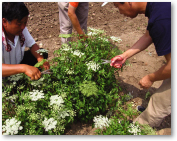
[156,128,171,135]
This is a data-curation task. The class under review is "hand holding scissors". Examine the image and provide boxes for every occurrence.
[110,55,125,68]
[101,55,124,68]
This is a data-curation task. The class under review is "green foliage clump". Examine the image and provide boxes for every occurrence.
[79,81,98,97]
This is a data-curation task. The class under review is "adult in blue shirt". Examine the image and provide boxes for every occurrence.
[111,2,171,128]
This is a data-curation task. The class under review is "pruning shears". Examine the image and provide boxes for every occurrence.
[41,69,53,75]
[101,56,123,68]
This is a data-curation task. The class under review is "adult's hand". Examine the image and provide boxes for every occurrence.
[110,55,126,68]
[139,75,154,89]
[23,65,41,80]
[79,34,88,41]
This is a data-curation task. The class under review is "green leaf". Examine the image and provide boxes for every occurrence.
[34,59,47,67]
[59,34,72,38]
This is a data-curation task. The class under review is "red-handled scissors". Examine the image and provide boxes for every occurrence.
[101,55,123,68]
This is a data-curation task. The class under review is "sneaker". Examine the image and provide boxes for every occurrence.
[137,106,146,112]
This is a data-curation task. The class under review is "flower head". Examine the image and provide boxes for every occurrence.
[30,77,44,87]
[60,43,72,51]
[50,95,64,106]
[65,69,74,75]
[29,89,45,101]
[72,50,84,58]
[8,73,23,82]
[93,115,111,129]
[2,117,23,135]
[42,117,57,131]
[88,27,105,36]
[86,61,100,71]
[128,123,141,135]
[35,48,48,55]
[110,36,122,43]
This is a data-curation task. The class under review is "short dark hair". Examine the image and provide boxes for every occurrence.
[2,2,29,22]
[119,2,125,4]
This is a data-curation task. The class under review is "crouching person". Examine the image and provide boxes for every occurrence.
[2,2,50,80]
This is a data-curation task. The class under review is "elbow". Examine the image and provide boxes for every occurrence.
[68,9,75,19]
[68,10,72,18]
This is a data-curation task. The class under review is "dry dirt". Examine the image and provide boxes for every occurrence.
[25,2,171,135]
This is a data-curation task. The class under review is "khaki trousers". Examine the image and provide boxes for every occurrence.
[58,2,88,44]
[134,78,171,127]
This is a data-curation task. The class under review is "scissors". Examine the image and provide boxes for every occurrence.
[101,56,123,68]
[41,69,53,75]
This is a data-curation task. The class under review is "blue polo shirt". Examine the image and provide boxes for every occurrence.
[145,2,171,56]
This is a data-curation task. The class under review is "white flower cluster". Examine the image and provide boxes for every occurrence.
[58,110,70,119]
[65,68,74,75]
[72,50,85,58]
[125,92,133,101]
[29,89,44,101]
[6,94,18,102]
[86,61,100,71]
[128,123,141,135]
[93,115,111,129]
[98,37,109,42]
[31,77,44,87]
[50,95,64,107]
[36,48,48,55]
[60,43,72,51]
[42,117,57,131]
[110,36,122,43]
[2,118,23,135]
[8,73,23,82]
[87,27,105,36]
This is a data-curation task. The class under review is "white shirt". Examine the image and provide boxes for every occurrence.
[2,27,35,64]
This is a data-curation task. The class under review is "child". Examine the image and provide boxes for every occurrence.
[2,2,50,80]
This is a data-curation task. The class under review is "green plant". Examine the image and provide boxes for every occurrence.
[2,27,154,135]
[2,75,75,135]
[94,114,156,135]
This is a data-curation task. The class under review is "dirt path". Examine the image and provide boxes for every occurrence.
[25,2,171,135]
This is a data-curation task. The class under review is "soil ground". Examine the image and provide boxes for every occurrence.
[25,2,171,135]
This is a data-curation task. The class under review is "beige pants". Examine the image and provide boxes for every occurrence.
[134,78,171,127]
[58,2,88,44]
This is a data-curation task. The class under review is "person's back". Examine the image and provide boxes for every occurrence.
[145,2,171,56]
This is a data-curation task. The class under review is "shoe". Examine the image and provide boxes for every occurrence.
[137,106,146,112]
